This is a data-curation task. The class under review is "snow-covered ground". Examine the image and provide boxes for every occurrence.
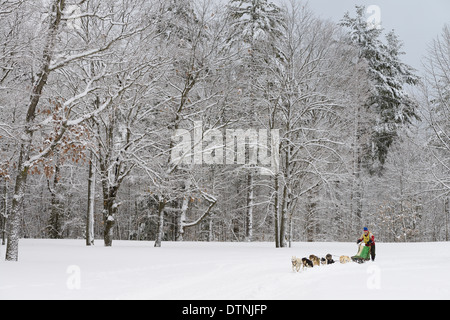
[1,240,449,300]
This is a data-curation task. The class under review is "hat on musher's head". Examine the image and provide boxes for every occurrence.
[363,227,369,231]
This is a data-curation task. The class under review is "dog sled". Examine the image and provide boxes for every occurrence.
[351,244,371,264]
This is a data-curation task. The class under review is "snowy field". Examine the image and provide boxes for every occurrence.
[1,239,450,300]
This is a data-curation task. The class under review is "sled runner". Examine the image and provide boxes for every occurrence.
[351,244,371,264]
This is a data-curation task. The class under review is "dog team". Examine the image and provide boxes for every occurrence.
[291,254,351,272]
[291,228,375,272]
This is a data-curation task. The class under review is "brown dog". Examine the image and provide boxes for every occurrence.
[309,255,321,267]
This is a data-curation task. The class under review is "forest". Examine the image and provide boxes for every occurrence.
[0,0,449,261]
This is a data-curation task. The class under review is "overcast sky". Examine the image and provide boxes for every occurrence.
[285,0,450,74]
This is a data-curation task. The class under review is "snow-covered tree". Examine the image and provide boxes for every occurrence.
[340,6,420,175]
[255,2,367,246]
[147,0,235,246]
[1,0,448,248]
[3,0,158,260]
[422,25,450,195]
[226,0,285,243]
[420,25,450,240]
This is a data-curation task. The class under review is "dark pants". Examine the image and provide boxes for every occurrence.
[369,244,376,261]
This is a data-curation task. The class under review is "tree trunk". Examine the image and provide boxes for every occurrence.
[306,190,317,242]
[86,153,96,246]
[445,197,449,242]
[288,213,293,248]
[103,214,115,247]
[207,214,214,242]
[48,155,62,239]
[103,210,115,247]
[245,170,254,242]
[1,181,7,245]
[6,162,28,261]
[154,199,166,247]
[103,187,118,247]
[279,141,292,248]
[279,184,288,247]
[274,173,280,248]
[177,196,189,241]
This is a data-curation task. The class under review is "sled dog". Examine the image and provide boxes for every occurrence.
[309,255,321,266]
[326,254,335,264]
[321,254,335,265]
[340,255,351,264]
[291,256,302,272]
[302,257,314,270]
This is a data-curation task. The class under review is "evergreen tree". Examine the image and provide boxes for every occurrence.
[227,0,284,44]
[341,6,419,175]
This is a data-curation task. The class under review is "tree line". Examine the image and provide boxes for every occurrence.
[0,0,448,261]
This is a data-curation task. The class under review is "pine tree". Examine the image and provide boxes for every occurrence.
[227,0,284,44]
[341,6,419,175]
